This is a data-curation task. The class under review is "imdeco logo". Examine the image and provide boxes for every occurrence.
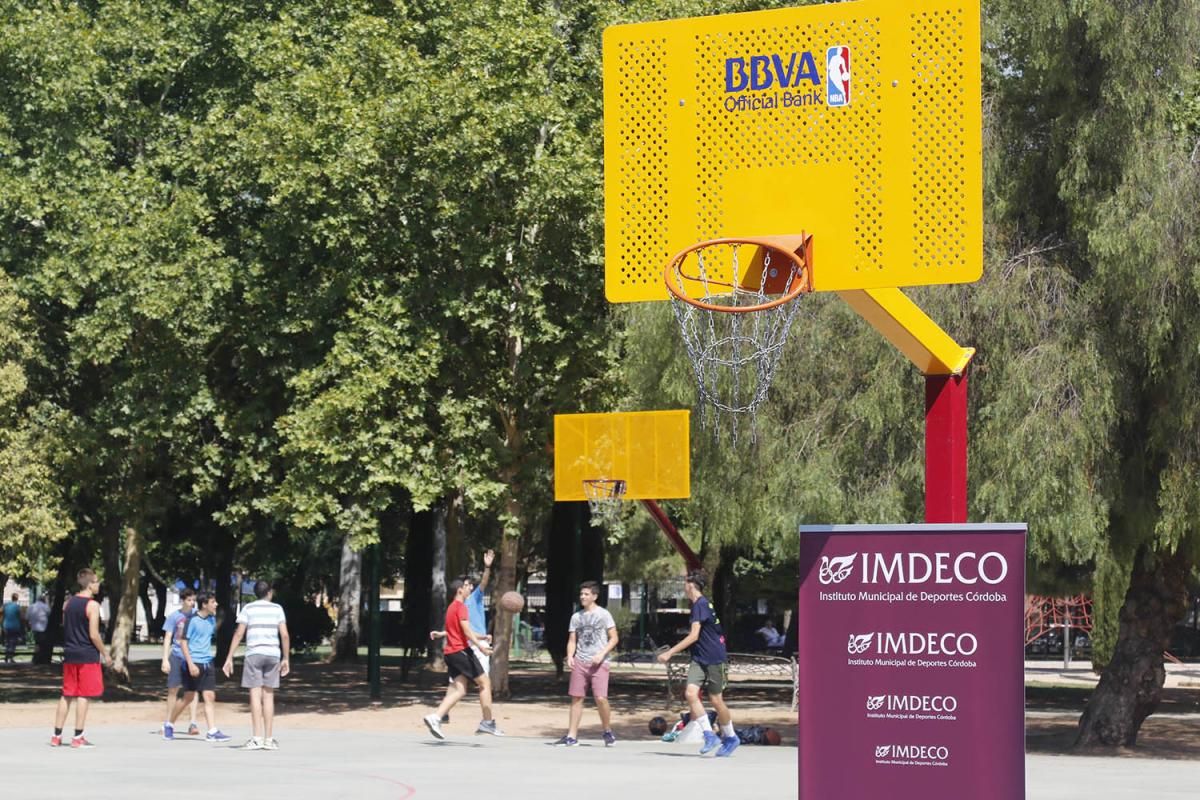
[817,551,1008,586]
[875,744,951,761]
[846,632,978,656]
[820,554,857,585]
[867,694,959,713]
[847,633,874,654]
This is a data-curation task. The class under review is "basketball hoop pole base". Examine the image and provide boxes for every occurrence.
[836,287,973,524]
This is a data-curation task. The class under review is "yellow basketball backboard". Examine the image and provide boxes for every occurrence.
[554,410,690,501]
[603,0,983,302]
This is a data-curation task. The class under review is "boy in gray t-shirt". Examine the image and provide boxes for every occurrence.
[553,581,618,747]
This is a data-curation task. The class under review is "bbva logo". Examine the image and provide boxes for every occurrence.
[725,52,822,93]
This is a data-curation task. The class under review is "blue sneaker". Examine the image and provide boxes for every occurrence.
[162,723,174,741]
[715,735,740,757]
[205,730,232,743]
[603,730,616,747]
[699,730,721,755]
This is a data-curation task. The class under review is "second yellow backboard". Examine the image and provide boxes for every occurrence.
[603,0,983,302]
[554,410,690,501]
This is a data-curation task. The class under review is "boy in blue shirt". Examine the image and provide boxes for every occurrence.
[657,570,738,757]
[173,593,231,742]
[160,588,200,738]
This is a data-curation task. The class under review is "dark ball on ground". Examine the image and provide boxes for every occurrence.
[648,716,668,736]
[762,728,781,746]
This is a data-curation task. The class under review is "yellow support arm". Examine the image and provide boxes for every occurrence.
[836,288,974,376]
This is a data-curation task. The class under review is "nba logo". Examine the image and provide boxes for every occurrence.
[826,46,850,107]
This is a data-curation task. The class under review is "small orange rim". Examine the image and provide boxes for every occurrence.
[663,236,811,313]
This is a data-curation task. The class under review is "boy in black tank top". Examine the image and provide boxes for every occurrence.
[51,568,110,748]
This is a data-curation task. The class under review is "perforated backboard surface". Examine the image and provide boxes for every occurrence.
[603,0,983,302]
[554,410,690,501]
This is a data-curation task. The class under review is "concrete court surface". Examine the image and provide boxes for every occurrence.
[3,726,1200,799]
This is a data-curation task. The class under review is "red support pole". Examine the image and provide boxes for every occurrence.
[925,372,968,523]
[639,499,703,573]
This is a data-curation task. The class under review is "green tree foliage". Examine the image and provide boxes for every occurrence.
[0,271,70,580]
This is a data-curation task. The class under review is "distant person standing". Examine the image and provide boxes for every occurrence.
[173,593,231,743]
[658,570,739,758]
[553,581,618,747]
[51,569,110,748]
[3,592,23,662]
[27,596,50,662]
[222,580,290,751]
[422,577,500,740]
[160,588,200,739]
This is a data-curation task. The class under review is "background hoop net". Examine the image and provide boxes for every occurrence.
[664,237,811,442]
[583,478,627,529]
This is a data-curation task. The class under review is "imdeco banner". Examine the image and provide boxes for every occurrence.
[798,524,1026,799]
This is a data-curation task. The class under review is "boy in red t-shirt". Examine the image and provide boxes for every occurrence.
[423,578,500,740]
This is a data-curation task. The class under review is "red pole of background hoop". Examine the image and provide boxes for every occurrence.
[639,499,703,573]
[925,373,968,523]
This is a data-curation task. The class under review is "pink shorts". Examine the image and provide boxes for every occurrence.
[568,660,610,699]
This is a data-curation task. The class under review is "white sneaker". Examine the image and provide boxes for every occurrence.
[239,738,264,750]
[263,738,279,751]
[423,714,446,740]
[476,719,505,736]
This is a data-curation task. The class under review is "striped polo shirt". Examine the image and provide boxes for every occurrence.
[235,600,287,658]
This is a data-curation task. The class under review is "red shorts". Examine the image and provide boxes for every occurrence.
[568,660,610,699]
[62,663,104,698]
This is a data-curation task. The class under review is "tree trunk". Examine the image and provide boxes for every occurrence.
[544,502,584,677]
[36,568,66,665]
[488,530,521,697]
[429,506,448,669]
[145,571,167,642]
[402,510,433,651]
[213,530,236,665]
[138,573,155,640]
[328,535,362,663]
[101,523,122,642]
[1075,547,1191,748]
[108,525,143,685]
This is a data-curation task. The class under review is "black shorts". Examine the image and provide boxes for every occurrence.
[445,649,484,681]
[182,662,217,693]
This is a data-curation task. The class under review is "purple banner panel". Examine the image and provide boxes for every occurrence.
[798,524,1026,800]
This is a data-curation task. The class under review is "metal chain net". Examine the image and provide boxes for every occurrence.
[668,243,805,443]
[583,479,626,530]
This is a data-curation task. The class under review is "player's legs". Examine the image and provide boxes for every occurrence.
[249,686,264,738]
[709,691,732,727]
[170,690,196,723]
[684,683,709,729]
[200,689,216,730]
[590,662,612,731]
[473,672,494,721]
[567,695,585,738]
[54,696,72,730]
[434,675,468,718]
[164,687,177,725]
[262,688,276,739]
[73,697,90,730]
